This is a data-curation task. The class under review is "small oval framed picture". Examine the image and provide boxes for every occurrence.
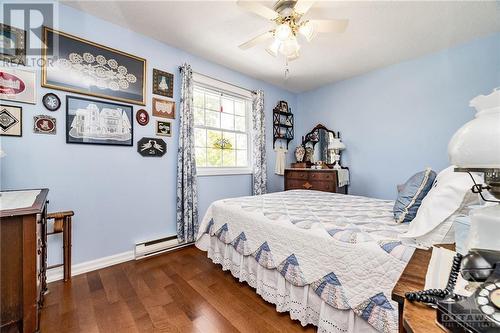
[156,120,172,137]
[34,115,56,134]
[136,109,149,126]
[42,93,61,111]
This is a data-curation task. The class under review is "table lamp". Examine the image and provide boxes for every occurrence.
[329,138,345,170]
[448,87,500,252]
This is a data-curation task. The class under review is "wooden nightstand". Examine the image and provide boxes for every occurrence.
[391,245,455,333]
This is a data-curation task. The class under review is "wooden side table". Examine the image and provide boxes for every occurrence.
[391,245,454,333]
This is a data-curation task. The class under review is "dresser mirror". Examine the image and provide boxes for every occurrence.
[302,124,339,165]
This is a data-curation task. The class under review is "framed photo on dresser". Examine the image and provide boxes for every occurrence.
[42,27,146,105]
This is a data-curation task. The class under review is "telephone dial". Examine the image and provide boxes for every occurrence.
[405,249,500,332]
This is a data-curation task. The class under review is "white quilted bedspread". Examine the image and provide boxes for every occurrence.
[196,190,416,333]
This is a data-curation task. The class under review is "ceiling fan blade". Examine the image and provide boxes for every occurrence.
[237,1,280,20]
[238,31,274,50]
[293,0,315,15]
[309,19,349,33]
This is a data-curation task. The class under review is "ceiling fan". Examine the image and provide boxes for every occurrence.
[237,0,348,61]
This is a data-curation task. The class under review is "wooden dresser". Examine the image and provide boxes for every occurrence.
[1,189,49,333]
[284,168,347,194]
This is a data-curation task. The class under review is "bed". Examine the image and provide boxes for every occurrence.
[196,190,416,333]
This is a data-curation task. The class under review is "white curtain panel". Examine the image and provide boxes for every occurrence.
[251,89,267,195]
[176,63,199,242]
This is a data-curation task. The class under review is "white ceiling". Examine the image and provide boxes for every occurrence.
[62,1,500,93]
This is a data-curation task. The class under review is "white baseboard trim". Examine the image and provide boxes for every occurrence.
[46,250,134,283]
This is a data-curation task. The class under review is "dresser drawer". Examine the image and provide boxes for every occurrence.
[285,171,308,180]
[309,180,335,192]
[309,172,335,181]
[286,179,310,190]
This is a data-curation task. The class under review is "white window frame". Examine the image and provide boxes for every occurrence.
[193,73,253,177]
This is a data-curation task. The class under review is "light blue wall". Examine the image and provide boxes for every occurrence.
[296,32,500,200]
[0,4,297,265]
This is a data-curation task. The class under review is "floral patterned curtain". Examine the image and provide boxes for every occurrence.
[251,89,267,195]
[176,63,199,242]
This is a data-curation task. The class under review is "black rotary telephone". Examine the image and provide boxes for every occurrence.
[405,250,500,332]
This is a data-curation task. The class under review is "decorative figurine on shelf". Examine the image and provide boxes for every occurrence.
[294,145,305,162]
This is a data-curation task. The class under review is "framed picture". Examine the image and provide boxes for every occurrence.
[66,95,133,146]
[136,109,149,126]
[0,104,22,137]
[152,69,173,98]
[42,93,61,111]
[156,120,172,137]
[152,97,175,119]
[34,115,56,135]
[42,27,146,105]
[0,67,36,104]
[0,24,26,65]
[279,100,288,113]
[137,137,166,157]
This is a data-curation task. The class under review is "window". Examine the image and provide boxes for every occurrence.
[193,77,252,176]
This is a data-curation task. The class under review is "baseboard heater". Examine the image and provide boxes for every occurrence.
[134,235,193,259]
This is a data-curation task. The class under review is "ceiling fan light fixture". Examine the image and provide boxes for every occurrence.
[279,36,300,57]
[299,20,315,42]
[275,23,292,41]
[286,50,300,62]
[266,39,281,57]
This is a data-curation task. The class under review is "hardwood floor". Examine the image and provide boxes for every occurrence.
[41,246,316,333]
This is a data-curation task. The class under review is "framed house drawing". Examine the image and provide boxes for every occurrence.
[42,27,146,105]
[66,95,133,146]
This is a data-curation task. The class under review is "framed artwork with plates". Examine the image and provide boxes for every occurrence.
[42,27,146,105]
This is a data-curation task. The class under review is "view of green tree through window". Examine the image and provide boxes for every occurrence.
[193,85,251,173]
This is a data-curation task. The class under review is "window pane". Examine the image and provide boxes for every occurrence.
[195,148,207,167]
[221,113,234,130]
[194,107,205,126]
[222,98,234,114]
[222,149,236,167]
[207,148,222,167]
[235,115,246,132]
[234,101,245,116]
[205,93,220,111]
[207,129,222,148]
[236,133,247,150]
[194,128,206,147]
[205,110,220,128]
[236,150,248,167]
[194,91,204,109]
[223,131,235,149]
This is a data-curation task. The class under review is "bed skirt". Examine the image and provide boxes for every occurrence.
[197,234,379,333]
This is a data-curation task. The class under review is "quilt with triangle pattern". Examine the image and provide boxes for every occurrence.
[196,190,416,333]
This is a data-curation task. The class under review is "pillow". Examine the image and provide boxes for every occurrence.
[401,166,481,239]
[393,168,437,223]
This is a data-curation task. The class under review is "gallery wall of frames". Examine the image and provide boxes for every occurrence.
[1,26,174,157]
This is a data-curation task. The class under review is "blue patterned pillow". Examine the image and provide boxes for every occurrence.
[393,168,436,223]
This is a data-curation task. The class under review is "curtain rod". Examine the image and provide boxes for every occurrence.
[178,66,256,94]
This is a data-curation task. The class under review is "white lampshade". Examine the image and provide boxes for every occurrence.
[275,23,292,41]
[299,21,315,42]
[448,88,500,168]
[266,39,281,57]
[329,138,346,150]
[279,36,300,57]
